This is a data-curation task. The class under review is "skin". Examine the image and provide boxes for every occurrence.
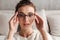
[7,5,48,40]
[18,6,35,31]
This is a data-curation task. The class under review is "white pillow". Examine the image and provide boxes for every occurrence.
[51,35,60,40]
[47,15,60,36]
[0,35,6,40]
[0,10,14,35]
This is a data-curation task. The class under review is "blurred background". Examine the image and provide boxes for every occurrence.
[0,1,60,40]
[0,0,60,10]
[0,0,60,36]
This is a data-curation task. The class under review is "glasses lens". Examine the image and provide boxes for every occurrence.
[17,13,25,17]
[28,13,34,17]
[17,13,34,18]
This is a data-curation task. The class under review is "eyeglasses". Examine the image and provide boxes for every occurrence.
[17,12,35,18]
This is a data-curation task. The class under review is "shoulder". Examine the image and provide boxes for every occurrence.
[33,29,43,40]
[33,29,41,35]
[14,32,20,37]
[33,29,42,37]
[13,32,20,39]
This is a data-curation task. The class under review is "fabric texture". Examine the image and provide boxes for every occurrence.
[6,30,53,40]
[13,30,43,40]
[51,35,60,40]
[47,15,60,36]
[0,11,14,35]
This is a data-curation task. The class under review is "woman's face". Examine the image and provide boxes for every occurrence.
[17,5,35,29]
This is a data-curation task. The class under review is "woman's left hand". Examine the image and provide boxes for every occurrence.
[34,13,53,40]
[34,13,44,31]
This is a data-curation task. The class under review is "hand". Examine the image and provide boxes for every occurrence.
[9,12,19,33]
[35,13,51,40]
[35,13,44,31]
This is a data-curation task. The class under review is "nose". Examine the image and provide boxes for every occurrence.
[24,16,30,24]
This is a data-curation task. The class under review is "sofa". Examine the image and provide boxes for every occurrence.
[0,10,60,40]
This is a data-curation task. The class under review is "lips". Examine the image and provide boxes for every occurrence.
[24,23,30,26]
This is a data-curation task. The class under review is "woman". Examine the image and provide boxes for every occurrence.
[7,0,53,40]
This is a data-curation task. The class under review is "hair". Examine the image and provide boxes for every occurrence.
[15,0,36,12]
[16,0,36,32]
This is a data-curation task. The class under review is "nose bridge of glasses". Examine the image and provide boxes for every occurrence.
[23,14,29,18]
[24,15,29,19]
[24,16,29,22]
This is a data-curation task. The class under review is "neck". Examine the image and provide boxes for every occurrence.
[19,28,33,38]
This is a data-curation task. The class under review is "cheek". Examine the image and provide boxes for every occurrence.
[29,17,35,24]
[18,18,23,24]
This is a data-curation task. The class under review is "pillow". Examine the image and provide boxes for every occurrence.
[0,35,6,40]
[0,10,14,35]
[47,15,60,36]
[51,35,60,40]
[33,9,49,32]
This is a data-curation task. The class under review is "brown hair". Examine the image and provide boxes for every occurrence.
[15,0,36,12]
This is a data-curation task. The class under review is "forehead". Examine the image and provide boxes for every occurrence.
[18,5,35,14]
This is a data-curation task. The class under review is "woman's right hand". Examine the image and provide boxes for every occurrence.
[9,12,19,33]
[7,12,19,40]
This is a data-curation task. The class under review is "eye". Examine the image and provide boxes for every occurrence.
[17,12,25,17]
[28,12,34,17]
[19,14,25,17]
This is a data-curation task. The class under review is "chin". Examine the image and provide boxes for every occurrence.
[23,25,31,28]
[23,25,30,27]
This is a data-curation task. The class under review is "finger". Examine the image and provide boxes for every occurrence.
[34,13,44,26]
[16,16,19,23]
[34,13,43,23]
[9,12,18,23]
[15,12,18,17]
[35,16,39,24]
[12,12,18,19]
[34,13,43,20]
[13,12,18,20]
[15,12,18,22]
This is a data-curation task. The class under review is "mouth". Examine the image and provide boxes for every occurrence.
[23,24,30,26]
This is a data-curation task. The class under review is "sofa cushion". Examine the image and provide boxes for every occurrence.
[51,35,60,40]
[47,15,60,36]
[0,10,14,35]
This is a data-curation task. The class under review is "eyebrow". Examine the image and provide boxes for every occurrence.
[18,12,34,15]
[18,12,24,14]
